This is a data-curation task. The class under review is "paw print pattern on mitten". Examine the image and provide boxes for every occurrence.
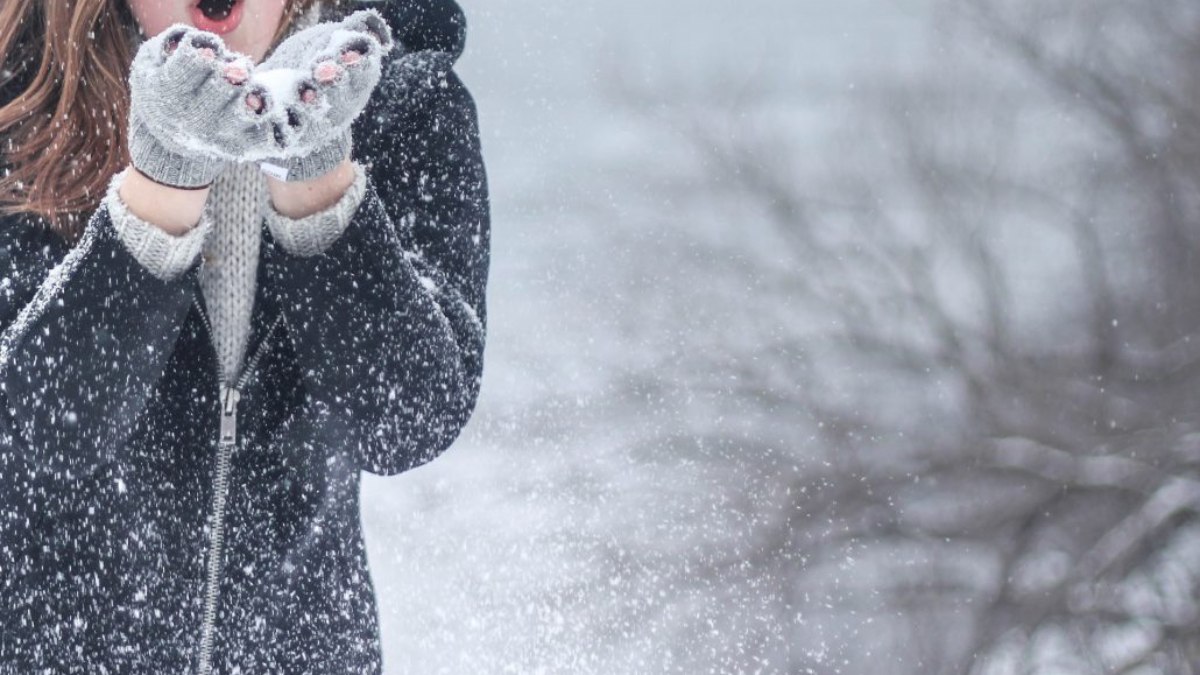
[128,25,275,185]
[241,9,396,177]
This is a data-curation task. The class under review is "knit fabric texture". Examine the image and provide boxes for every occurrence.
[124,0,329,188]
[102,160,368,384]
[105,169,214,279]
[200,162,267,383]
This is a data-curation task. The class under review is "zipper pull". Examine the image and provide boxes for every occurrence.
[220,386,241,446]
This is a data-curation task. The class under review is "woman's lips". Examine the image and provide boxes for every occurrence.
[190,0,244,35]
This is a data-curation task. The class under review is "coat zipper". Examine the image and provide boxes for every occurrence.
[191,289,285,675]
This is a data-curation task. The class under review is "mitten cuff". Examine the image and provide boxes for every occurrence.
[264,160,367,257]
[128,113,226,189]
[105,167,213,281]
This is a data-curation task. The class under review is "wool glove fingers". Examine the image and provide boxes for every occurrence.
[127,24,270,188]
[246,9,395,182]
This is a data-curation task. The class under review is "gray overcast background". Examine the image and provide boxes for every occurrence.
[363,1,1200,673]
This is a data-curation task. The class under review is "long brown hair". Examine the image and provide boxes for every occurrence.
[0,0,324,244]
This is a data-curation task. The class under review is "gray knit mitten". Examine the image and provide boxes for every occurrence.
[128,26,266,188]
[243,9,395,182]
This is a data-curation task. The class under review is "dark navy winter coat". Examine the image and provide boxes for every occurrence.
[0,0,488,671]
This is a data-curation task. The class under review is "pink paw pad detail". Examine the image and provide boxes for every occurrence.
[223,63,248,85]
[314,62,343,84]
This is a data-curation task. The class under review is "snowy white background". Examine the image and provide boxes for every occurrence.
[362,1,932,672]
[364,0,1200,673]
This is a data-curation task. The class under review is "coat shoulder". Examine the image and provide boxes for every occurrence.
[333,0,467,60]
[346,0,478,168]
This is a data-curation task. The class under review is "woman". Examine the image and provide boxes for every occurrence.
[0,0,489,672]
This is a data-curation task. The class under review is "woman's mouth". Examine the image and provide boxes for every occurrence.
[190,0,244,35]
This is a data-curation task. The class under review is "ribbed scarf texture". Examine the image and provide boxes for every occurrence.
[199,162,267,382]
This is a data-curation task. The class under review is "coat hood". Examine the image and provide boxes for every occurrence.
[334,0,467,64]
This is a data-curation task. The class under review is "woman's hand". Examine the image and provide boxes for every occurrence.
[119,11,393,229]
[126,25,267,188]
[243,9,395,183]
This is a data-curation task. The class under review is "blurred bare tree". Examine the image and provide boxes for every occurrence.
[585,0,1200,672]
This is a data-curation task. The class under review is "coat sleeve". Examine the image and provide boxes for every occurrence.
[0,207,202,480]
[262,58,490,477]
